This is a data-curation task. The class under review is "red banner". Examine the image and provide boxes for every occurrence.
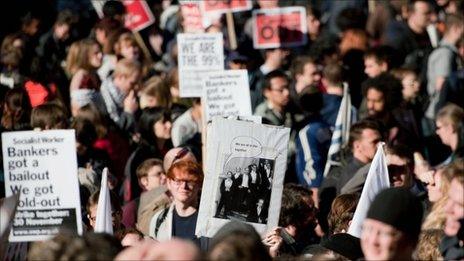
[253,7,307,49]
[123,0,155,32]
[201,0,252,14]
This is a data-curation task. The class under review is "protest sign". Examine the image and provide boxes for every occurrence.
[201,0,252,15]
[2,130,83,242]
[253,7,307,49]
[177,33,224,97]
[196,117,290,237]
[202,70,252,123]
[180,2,205,33]
[123,0,155,32]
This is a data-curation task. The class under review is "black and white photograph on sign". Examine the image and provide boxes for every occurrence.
[214,157,275,224]
[196,117,290,238]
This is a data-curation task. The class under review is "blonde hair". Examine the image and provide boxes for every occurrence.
[113,58,141,78]
[436,103,464,132]
[414,229,444,260]
[422,163,460,230]
[66,39,100,75]
[140,76,172,108]
[114,32,139,56]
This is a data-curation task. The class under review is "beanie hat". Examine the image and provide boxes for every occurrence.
[366,187,423,239]
[321,233,364,260]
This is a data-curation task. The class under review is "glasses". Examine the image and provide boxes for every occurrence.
[173,147,190,163]
[270,87,289,93]
[170,178,197,188]
[88,210,121,222]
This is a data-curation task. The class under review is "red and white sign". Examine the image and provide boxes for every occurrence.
[253,7,307,49]
[123,0,155,32]
[180,2,205,33]
[201,0,252,15]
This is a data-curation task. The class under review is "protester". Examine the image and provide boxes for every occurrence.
[422,161,462,230]
[1,1,464,259]
[86,190,123,233]
[148,161,203,245]
[121,158,166,228]
[361,187,423,260]
[435,104,464,163]
[440,158,464,260]
[28,231,122,260]
[209,221,272,261]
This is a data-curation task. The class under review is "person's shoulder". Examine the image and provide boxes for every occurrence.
[254,102,269,115]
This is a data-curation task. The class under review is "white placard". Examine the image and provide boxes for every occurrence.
[196,117,290,237]
[202,70,252,123]
[2,130,83,242]
[177,33,224,97]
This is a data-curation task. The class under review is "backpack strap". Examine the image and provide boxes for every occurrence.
[154,207,169,237]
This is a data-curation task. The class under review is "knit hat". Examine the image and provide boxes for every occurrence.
[366,187,423,239]
[320,233,364,260]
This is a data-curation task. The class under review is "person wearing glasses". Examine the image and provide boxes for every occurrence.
[254,70,294,128]
[86,189,123,232]
[149,161,203,245]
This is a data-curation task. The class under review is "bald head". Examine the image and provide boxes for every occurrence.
[163,147,197,172]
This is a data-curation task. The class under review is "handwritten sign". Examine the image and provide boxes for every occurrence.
[178,33,224,97]
[201,0,252,15]
[202,70,252,122]
[2,130,83,242]
[253,7,307,49]
[123,0,155,32]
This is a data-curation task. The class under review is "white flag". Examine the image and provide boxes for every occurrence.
[95,168,113,234]
[348,143,390,238]
[323,83,355,177]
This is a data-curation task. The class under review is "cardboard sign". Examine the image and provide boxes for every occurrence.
[177,33,224,97]
[253,7,307,49]
[201,0,252,14]
[124,0,155,32]
[180,2,205,33]
[202,70,252,123]
[2,130,83,242]
[196,117,290,237]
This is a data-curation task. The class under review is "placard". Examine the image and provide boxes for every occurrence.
[123,0,155,32]
[180,1,205,33]
[202,70,252,123]
[196,117,290,237]
[201,0,252,15]
[2,130,83,242]
[253,7,307,49]
[177,33,224,97]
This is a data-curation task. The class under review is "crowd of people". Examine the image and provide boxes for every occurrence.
[0,0,463,260]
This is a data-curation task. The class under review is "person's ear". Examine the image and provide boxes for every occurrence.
[263,88,271,99]
[380,61,388,72]
[139,177,148,190]
[353,140,361,151]
[160,174,167,186]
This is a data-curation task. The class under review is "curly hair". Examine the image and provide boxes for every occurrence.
[414,229,444,260]
[362,73,403,111]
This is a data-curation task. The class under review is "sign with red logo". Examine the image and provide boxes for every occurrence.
[201,0,252,15]
[180,2,205,33]
[253,7,307,49]
[123,0,155,32]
